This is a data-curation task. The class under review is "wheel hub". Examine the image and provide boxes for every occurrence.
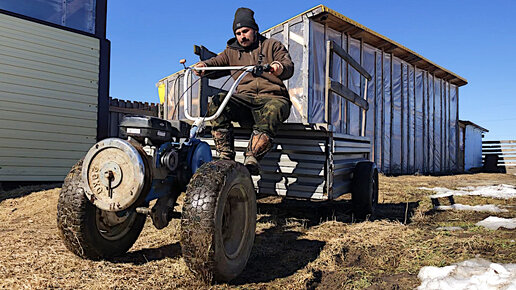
[222,185,248,259]
[82,138,147,211]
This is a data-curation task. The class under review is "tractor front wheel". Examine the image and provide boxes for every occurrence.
[57,160,147,259]
[180,160,256,283]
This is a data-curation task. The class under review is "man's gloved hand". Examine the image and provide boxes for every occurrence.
[194,62,206,77]
[269,61,284,77]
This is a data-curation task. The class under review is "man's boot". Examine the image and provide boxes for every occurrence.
[244,130,272,175]
[212,128,235,160]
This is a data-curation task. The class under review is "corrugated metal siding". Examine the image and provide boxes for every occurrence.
[0,12,99,181]
[201,124,370,200]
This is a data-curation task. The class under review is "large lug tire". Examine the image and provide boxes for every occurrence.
[57,159,147,259]
[351,161,379,220]
[180,160,257,283]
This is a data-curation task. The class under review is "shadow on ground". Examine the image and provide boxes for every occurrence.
[0,182,61,202]
[231,198,420,285]
[255,197,420,226]
[232,217,325,285]
[96,197,420,283]
[111,242,182,265]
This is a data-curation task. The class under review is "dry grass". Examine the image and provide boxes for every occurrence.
[1,173,515,289]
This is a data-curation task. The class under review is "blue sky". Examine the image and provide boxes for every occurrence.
[107,0,515,140]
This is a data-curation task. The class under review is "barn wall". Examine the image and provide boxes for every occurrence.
[465,126,484,171]
[158,7,464,175]
[307,20,459,174]
[0,12,99,181]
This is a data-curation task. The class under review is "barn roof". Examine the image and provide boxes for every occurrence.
[263,5,467,87]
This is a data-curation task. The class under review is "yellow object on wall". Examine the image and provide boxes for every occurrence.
[158,83,166,104]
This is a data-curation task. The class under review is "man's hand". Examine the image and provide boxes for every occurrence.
[194,62,206,77]
[269,61,284,77]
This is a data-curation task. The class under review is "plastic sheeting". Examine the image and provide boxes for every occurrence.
[309,21,325,124]
[408,66,415,172]
[428,74,434,172]
[164,72,201,121]
[434,78,442,172]
[363,44,376,156]
[375,51,383,170]
[382,53,391,172]
[341,35,348,133]
[328,28,343,132]
[391,58,402,174]
[287,21,306,123]
[415,69,424,173]
[0,0,96,34]
[349,38,361,136]
[422,72,428,173]
[166,74,183,120]
[401,63,409,174]
[450,85,458,171]
[442,82,448,171]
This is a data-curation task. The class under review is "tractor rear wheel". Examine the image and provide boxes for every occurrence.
[180,160,256,283]
[57,159,147,259]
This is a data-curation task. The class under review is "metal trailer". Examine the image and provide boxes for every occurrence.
[158,5,469,177]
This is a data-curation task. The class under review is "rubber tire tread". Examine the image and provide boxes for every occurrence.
[180,159,256,283]
[351,161,379,220]
[56,159,146,259]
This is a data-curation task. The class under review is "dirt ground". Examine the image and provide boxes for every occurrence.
[1,173,515,289]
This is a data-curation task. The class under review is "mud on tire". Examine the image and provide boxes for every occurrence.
[57,159,147,259]
[180,160,256,283]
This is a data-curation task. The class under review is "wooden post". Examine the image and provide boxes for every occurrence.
[360,38,365,137]
[389,53,393,173]
[400,64,404,173]
[361,78,368,137]
[325,40,332,126]
[380,50,384,172]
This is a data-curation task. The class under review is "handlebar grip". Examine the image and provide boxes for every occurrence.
[252,64,272,76]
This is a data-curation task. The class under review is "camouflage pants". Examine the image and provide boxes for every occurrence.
[208,93,291,137]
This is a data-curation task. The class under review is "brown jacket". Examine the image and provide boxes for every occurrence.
[202,35,294,99]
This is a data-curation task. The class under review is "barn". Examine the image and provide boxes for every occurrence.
[158,5,468,175]
[0,1,110,182]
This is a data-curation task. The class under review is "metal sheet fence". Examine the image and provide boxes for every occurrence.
[482,140,516,174]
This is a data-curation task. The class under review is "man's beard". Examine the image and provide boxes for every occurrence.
[240,38,250,46]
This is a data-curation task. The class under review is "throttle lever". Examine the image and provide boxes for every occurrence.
[252,64,272,77]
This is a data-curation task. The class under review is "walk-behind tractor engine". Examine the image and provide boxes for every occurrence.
[57,64,265,283]
[83,116,211,229]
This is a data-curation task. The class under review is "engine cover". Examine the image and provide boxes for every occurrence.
[82,138,147,211]
[119,115,181,144]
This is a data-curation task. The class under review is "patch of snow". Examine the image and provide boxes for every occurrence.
[476,216,516,230]
[436,226,463,231]
[435,204,508,213]
[418,258,516,290]
[420,184,516,199]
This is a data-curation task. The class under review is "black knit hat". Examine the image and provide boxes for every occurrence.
[233,7,259,33]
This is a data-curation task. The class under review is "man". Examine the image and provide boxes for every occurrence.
[195,7,294,175]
